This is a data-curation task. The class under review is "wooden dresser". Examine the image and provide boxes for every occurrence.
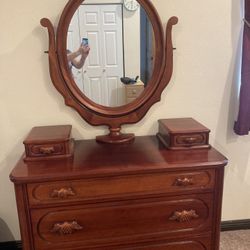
[10,136,227,250]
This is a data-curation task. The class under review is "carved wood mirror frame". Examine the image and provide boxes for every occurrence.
[41,0,178,144]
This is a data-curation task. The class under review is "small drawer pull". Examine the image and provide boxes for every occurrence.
[183,137,198,144]
[169,209,199,222]
[174,177,194,187]
[40,146,55,155]
[51,188,76,199]
[51,221,83,235]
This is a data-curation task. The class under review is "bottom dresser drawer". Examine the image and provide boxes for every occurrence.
[90,235,212,250]
[124,235,211,250]
[31,193,213,250]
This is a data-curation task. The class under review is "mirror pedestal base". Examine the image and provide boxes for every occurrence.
[96,127,135,144]
[96,132,135,144]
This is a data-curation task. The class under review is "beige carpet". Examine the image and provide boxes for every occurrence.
[220,230,250,250]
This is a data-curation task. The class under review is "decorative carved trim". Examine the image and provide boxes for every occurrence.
[169,209,199,222]
[51,221,83,235]
[173,177,194,187]
[40,146,55,155]
[50,187,76,199]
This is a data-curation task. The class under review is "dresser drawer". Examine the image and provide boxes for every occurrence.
[175,134,207,146]
[126,97,137,103]
[63,235,211,250]
[123,236,211,250]
[27,143,66,157]
[126,85,144,98]
[27,170,215,206]
[31,194,212,250]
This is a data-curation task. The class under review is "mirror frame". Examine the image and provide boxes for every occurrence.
[41,0,178,144]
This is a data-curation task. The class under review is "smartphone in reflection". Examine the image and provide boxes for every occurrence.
[82,38,89,46]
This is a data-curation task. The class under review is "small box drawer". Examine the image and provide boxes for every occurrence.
[23,125,74,161]
[174,133,207,146]
[27,170,215,206]
[157,118,210,150]
[27,143,66,157]
[31,194,213,250]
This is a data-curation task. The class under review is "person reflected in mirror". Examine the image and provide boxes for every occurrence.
[67,44,90,70]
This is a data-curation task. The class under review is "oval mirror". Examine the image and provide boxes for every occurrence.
[41,0,177,143]
[66,0,154,107]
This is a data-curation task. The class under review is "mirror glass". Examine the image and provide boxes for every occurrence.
[67,0,154,107]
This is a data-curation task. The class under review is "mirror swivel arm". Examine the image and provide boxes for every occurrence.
[40,18,56,54]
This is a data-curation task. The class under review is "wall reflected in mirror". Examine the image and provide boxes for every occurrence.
[67,0,154,107]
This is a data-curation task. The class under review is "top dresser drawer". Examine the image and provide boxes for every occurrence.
[27,169,215,206]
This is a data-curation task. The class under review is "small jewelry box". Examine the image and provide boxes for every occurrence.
[157,118,210,150]
[23,125,74,161]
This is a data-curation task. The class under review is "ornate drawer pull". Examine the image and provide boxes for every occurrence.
[51,188,76,199]
[173,177,194,186]
[169,209,199,222]
[51,221,83,235]
[40,146,55,155]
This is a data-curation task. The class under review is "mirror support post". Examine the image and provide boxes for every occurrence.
[96,127,135,144]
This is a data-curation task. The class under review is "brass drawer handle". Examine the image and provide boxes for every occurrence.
[169,209,199,222]
[39,146,55,155]
[173,177,194,187]
[51,221,83,235]
[51,188,76,199]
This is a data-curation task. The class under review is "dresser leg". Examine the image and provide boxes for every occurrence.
[14,185,34,250]
[213,167,225,250]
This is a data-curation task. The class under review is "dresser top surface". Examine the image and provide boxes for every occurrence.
[10,136,227,183]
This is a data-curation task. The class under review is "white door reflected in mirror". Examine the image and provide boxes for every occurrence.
[67,0,154,107]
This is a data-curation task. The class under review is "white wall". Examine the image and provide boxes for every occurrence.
[0,0,248,241]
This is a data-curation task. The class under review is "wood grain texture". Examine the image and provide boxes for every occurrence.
[10,135,227,250]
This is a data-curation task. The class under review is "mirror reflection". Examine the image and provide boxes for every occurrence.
[67,0,154,107]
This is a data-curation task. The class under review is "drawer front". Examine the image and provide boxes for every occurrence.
[128,242,206,250]
[126,86,144,98]
[26,143,66,157]
[27,170,215,206]
[126,97,137,103]
[31,194,212,250]
[174,133,208,147]
[94,235,211,250]
[125,238,210,250]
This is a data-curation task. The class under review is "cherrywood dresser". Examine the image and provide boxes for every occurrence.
[10,136,227,250]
